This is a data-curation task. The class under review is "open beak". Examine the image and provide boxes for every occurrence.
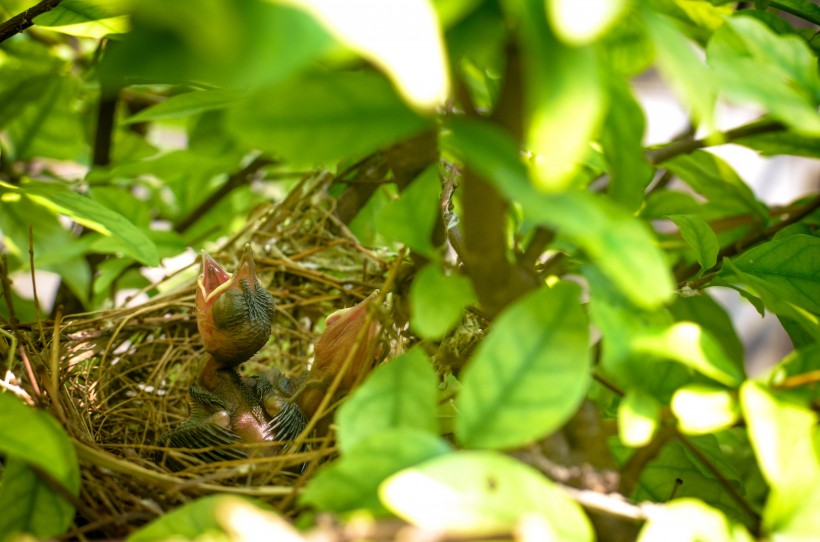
[197,245,257,304]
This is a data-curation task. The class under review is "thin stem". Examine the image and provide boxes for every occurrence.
[647,120,785,166]
[173,157,273,233]
[0,0,62,44]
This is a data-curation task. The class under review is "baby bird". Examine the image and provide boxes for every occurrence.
[160,245,281,468]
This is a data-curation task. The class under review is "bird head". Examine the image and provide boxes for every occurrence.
[298,294,381,417]
[196,244,275,367]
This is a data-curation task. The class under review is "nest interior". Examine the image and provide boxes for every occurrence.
[1,173,407,538]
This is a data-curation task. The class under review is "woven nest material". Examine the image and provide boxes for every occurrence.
[2,172,415,538]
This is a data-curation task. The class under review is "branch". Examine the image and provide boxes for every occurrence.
[677,194,820,286]
[770,1,820,25]
[173,157,273,234]
[647,120,784,166]
[0,0,61,44]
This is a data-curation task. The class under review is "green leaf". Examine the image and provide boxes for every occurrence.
[669,293,744,368]
[672,384,740,435]
[631,322,745,387]
[0,394,79,540]
[375,165,440,258]
[619,389,661,447]
[662,150,767,221]
[547,0,629,45]
[300,429,451,514]
[336,348,439,454]
[740,382,820,537]
[708,15,820,135]
[288,0,449,109]
[456,282,591,449]
[381,450,593,540]
[731,234,820,314]
[740,381,818,495]
[719,260,820,341]
[643,9,715,129]
[124,89,243,124]
[519,1,606,189]
[128,494,287,541]
[668,214,720,270]
[14,180,159,266]
[226,71,430,165]
[601,76,654,212]
[584,266,690,399]
[736,130,820,159]
[0,394,79,492]
[617,439,753,528]
[3,75,88,162]
[33,0,130,38]
[639,499,754,542]
[444,118,674,309]
[410,264,476,340]
[101,0,333,89]
[0,457,76,540]
[770,0,820,25]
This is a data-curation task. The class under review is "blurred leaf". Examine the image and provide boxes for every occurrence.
[14,180,159,266]
[547,0,629,45]
[669,293,744,367]
[519,0,606,190]
[643,9,715,129]
[33,0,131,38]
[456,282,591,449]
[381,450,593,539]
[638,499,753,542]
[410,264,476,340]
[632,322,745,387]
[735,130,820,159]
[741,381,818,496]
[301,429,451,514]
[124,89,243,124]
[375,165,440,258]
[619,389,661,447]
[3,75,88,162]
[642,190,702,220]
[445,118,674,309]
[0,394,79,540]
[663,150,767,221]
[585,266,690,400]
[731,234,820,314]
[601,75,654,212]
[227,71,430,165]
[129,494,282,541]
[336,348,439,453]
[770,0,820,24]
[289,0,450,109]
[708,15,820,135]
[741,382,820,538]
[102,0,332,89]
[672,384,740,435]
[0,457,76,541]
[668,214,720,270]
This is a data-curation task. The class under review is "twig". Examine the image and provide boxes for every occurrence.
[776,369,820,389]
[0,0,61,44]
[93,94,117,167]
[28,225,45,346]
[173,156,273,233]
[647,120,784,165]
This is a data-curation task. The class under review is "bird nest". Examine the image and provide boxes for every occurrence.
[1,171,414,538]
